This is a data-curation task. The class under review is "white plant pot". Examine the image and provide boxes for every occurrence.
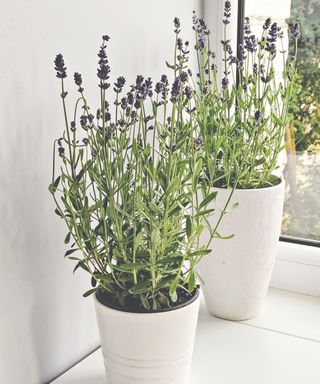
[93,290,200,384]
[198,180,285,320]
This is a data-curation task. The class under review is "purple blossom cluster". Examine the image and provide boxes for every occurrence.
[97,35,111,89]
[74,72,83,93]
[54,54,67,79]
[192,11,209,50]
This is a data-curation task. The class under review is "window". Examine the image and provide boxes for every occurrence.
[243,0,320,245]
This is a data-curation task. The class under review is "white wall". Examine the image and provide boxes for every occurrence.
[0,1,203,383]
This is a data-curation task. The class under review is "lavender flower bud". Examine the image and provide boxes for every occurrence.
[263,18,272,30]
[254,110,263,121]
[80,115,88,127]
[155,82,163,94]
[54,54,67,79]
[223,1,231,24]
[74,72,82,88]
[177,38,183,50]
[127,92,134,105]
[82,138,89,146]
[289,22,301,39]
[170,77,182,103]
[70,121,76,132]
[161,74,168,85]
[222,77,229,89]
[244,35,258,52]
[91,149,97,159]
[184,85,192,99]
[58,146,65,156]
[114,76,126,93]
[179,71,188,83]
[174,17,180,31]
[120,97,128,109]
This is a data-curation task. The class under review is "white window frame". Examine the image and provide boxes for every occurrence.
[203,0,320,298]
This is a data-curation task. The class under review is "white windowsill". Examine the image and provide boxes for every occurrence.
[52,287,320,384]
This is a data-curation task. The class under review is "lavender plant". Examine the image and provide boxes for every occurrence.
[191,2,300,189]
[49,28,218,311]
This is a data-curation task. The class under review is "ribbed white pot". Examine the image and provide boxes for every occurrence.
[198,180,285,320]
[93,290,200,384]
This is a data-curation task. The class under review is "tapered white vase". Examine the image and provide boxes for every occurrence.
[198,180,285,320]
[94,289,200,384]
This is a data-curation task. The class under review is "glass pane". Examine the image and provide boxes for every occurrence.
[282,0,320,241]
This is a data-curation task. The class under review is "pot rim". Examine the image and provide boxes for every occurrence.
[212,176,284,193]
[94,287,200,316]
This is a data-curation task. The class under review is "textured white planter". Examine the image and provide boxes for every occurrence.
[198,180,285,320]
[94,290,200,384]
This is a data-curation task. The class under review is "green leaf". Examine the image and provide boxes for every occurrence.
[64,232,71,244]
[134,231,143,252]
[73,260,90,274]
[156,256,183,266]
[129,279,150,294]
[54,208,62,217]
[49,176,61,194]
[195,208,215,218]
[113,262,149,272]
[214,232,235,240]
[82,288,97,297]
[65,248,79,257]
[149,202,163,215]
[186,215,192,240]
[189,249,212,257]
[188,270,196,291]
[165,61,176,70]
[199,191,218,209]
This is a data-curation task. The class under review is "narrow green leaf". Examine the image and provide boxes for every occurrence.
[82,288,97,297]
[64,232,71,244]
[65,248,79,257]
[188,270,196,291]
[199,191,218,209]
[186,215,192,240]
[129,279,150,294]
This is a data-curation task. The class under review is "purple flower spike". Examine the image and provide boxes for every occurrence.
[223,1,231,24]
[263,18,272,30]
[267,22,280,43]
[91,149,97,159]
[114,76,126,93]
[244,17,251,35]
[244,35,258,52]
[222,77,229,89]
[254,110,263,121]
[184,85,192,99]
[170,77,182,103]
[88,114,94,124]
[97,37,111,89]
[58,146,65,156]
[120,97,128,109]
[74,72,84,92]
[155,82,163,94]
[54,54,67,79]
[289,22,301,39]
[174,17,180,32]
[80,115,88,127]
[180,71,188,83]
